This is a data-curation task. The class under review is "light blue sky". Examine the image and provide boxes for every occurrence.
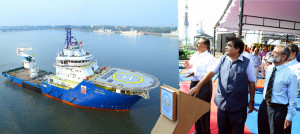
[0,0,177,27]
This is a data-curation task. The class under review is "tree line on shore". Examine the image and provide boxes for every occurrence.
[0,25,177,33]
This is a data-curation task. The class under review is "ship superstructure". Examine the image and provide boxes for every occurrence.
[2,26,159,111]
[52,27,99,88]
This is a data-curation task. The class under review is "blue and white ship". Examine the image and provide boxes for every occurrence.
[2,26,159,111]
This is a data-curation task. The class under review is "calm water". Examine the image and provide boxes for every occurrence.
[0,30,178,133]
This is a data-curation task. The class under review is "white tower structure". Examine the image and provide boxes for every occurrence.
[184,1,190,46]
[198,22,204,34]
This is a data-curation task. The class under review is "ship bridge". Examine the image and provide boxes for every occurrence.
[53,26,99,83]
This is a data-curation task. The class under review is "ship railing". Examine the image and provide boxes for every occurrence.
[2,67,25,74]
[60,53,89,57]
[79,61,96,68]
[39,69,54,75]
[86,66,112,81]
[52,82,71,90]
[93,82,150,98]
[92,79,159,99]
[53,63,70,67]
[90,66,160,98]
[89,66,160,98]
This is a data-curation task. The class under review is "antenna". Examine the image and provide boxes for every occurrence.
[65,25,72,48]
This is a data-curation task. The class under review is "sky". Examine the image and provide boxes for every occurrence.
[178,0,229,43]
[0,0,177,27]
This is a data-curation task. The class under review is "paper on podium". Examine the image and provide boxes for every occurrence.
[152,89,210,134]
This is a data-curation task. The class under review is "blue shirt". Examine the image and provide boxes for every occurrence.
[251,54,262,67]
[286,58,300,91]
[213,54,256,82]
[263,64,298,121]
[213,55,252,111]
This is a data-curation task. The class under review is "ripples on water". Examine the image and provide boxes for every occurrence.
[0,30,178,133]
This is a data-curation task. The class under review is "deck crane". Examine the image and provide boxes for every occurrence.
[17,48,38,78]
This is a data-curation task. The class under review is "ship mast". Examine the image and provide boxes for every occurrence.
[65,26,73,49]
[53,26,98,85]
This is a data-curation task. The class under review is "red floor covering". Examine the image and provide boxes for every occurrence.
[179,81,252,134]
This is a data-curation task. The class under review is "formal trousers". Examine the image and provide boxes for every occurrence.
[258,100,291,134]
[217,108,247,134]
[190,80,212,134]
[254,66,259,79]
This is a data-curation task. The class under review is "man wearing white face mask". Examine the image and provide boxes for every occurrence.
[257,45,297,134]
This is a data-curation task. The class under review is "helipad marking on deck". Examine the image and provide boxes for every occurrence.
[112,73,143,84]
[122,75,133,80]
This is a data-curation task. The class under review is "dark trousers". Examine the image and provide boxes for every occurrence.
[258,100,291,134]
[190,80,212,134]
[217,108,247,134]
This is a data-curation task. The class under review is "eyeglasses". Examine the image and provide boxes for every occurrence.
[272,51,282,55]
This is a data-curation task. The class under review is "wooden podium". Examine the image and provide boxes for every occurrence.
[152,85,210,134]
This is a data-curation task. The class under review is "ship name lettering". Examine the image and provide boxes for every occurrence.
[101,69,117,79]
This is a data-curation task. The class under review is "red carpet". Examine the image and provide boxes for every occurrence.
[179,81,252,134]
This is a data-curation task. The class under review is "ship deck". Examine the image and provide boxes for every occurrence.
[4,66,159,99]
[5,67,50,85]
[9,68,32,81]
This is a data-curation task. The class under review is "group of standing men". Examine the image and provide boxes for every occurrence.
[185,37,299,134]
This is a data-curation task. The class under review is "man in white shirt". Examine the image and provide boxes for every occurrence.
[185,37,217,134]
[251,48,262,79]
[260,46,269,78]
[286,44,300,94]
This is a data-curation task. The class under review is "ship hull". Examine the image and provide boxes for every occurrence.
[2,71,141,111]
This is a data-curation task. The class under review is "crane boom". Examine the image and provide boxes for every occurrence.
[16,48,38,78]
[17,48,33,57]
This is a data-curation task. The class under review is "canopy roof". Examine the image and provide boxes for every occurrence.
[216,0,300,35]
